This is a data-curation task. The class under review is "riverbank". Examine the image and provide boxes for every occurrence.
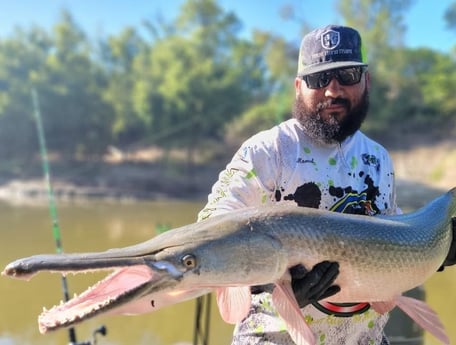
[0,139,454,207]
[0,151,225,204]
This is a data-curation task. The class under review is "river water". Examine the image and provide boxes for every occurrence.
[0,199,233,345]
[0,197,454,345]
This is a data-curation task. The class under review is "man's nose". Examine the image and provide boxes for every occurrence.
[324,78,344,98]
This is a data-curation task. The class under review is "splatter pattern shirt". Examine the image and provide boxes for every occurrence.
[198,118,399,345]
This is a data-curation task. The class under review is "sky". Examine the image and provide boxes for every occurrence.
[0,0,454,53]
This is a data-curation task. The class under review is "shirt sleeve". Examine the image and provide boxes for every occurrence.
[198,134,280,221]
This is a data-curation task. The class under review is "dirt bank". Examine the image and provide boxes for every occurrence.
[390,139,456,208]
[0,139,454,206]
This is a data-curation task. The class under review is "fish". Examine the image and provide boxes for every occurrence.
[3,188,456,345]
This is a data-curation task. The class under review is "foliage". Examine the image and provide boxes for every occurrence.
[336,0,456,138]
[0,0,455,166]
[0,11,113,160]
[225,89,293,147]
[445,1,456,32]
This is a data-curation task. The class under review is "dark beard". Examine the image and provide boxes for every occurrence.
[292,89,369,145]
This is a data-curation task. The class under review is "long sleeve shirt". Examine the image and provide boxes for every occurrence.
[198,118,399,344]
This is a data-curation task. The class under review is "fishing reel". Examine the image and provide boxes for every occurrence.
[69,325,107,345]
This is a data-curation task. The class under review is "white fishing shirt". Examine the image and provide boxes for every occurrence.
[198,118,399,345]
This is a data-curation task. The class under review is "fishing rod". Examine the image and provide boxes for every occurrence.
[193,294,211,345]
[31,88,106,345]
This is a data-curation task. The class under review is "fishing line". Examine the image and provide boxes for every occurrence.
[31,88,78,344]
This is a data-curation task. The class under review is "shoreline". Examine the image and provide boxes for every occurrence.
[0,177,448,212]
[1,139,454,207]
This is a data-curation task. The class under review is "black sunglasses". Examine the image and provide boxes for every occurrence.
[301,66,367,89]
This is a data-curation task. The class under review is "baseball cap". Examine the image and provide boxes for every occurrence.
[297,25,367,76]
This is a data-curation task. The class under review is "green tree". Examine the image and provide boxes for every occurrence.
[0,26,52,163]
[335,0,447,138]
[419,51,456,124]
[35,11,113,158]
[124,0,261,168]
[445,1,456,32]
[100,27,148,142]
[224,30,297,145]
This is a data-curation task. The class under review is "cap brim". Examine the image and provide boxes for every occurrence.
[298,61,367,76]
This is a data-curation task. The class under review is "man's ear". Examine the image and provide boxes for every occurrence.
[365,71,371,91]
[295,77,302,97]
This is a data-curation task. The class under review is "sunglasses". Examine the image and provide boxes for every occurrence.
[301,66,367,89]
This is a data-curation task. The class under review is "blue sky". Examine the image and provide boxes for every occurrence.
[0,0,454,52]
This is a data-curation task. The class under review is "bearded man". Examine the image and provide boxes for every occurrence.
[198,25,397,345]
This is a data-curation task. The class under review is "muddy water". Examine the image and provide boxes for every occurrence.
[0,195,454,345]
[0,200,233,345]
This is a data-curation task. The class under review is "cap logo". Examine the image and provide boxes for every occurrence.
[297,26,366,76]
[321,30,340,50]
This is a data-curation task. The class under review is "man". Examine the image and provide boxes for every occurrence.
[197,25,451,344]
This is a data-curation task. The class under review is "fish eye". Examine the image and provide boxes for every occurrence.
[181,254,197,268]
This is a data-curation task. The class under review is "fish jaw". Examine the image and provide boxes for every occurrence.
[38,262,182,333]
[3,213,289,334]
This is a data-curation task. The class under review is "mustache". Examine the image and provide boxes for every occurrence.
[317,98,350,111]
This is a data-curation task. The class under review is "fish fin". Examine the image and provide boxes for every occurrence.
[395,295,449,345]
[216,287,251,324]
[273,280,315,345]
[371,300,396,314]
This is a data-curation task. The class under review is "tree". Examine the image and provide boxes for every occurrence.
[35,11,113,158]
[224,30,297,145]
[0,26,52,163]
[419,51,456,124]
[100,27,148,142]
[123,0,261,170]
[445,1,456,32]
[335,0,441,138]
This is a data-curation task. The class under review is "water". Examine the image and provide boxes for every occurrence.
[0,198,455,345]
[0,200,233,345]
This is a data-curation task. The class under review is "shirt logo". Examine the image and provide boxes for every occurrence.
[321,30,340,50]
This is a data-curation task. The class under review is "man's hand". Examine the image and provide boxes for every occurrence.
[290,261,340,308]
[438,218,456,271]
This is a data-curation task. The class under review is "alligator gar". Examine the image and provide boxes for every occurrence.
[3,188,456,345]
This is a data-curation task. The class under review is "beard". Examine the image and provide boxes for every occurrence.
[292,89,369,145]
